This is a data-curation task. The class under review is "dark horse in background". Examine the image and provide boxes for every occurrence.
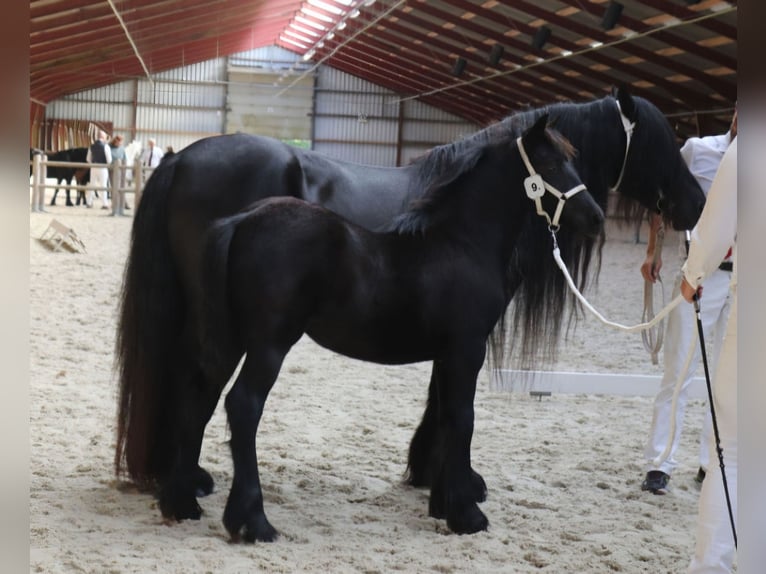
[115,88,705,533]
[38,147,91,206]
[197,117,604,540]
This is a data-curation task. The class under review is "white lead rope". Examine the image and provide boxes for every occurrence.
[552,245,684,332]
[550,238,695,468]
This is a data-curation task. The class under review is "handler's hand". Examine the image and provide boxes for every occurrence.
[640,254,662,283]
[681,278,702,303]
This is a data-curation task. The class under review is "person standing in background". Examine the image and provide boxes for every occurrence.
[141,138,164,168]
[109,134,130,210]
[86,129,112,209]
[640,110,736,494]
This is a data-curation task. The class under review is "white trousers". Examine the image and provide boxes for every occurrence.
[688,291,737,573]
[87,167,110,207]
[644,268,732,474]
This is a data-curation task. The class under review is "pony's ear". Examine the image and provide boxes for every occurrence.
[615,84,636,120]
[523,113,549,141]
[521,113,549,151]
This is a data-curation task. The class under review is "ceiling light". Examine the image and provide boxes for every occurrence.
[452,57,466,77]
[601,1,623,31]
[488,44,504,67]
[531,26,551,51]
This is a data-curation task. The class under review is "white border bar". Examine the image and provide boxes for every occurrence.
[491,370,707,399]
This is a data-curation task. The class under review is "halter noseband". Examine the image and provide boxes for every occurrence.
[516,136,587,230]
[609,98,636,193]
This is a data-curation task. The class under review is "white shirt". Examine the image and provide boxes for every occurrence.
[142,145,164,168]
[682,137,737,290]
[680,131,732,195]
[675,131,734,262]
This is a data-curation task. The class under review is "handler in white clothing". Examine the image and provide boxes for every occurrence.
[681,137,737,574]
[640,110,736,494]
[86,130,112,209]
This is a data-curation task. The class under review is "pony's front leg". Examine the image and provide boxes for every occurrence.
[408,362,487,503]
[427,346,489,535]
[223,352,282,543]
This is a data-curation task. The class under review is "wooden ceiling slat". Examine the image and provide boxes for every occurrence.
[325,14,585,110]
[434,0,719,110]
[486,0,735,101]
[29,0,736,137]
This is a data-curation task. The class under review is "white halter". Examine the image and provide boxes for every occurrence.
[609,99,636,193]
[516,136,587,229]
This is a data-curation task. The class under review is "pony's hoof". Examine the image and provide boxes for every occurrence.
[193,465,215,497]
[223,506,278,543]
[447,504,489,535]
[158,488,202,521]
[404,467,432,489]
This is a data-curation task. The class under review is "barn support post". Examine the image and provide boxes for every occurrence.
[110,162,124,216]
[31,153,46,212]
[133,157,143,209]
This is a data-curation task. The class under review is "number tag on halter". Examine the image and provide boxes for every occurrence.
[524,174,545,199]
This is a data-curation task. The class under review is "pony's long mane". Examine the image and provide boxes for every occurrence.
[390,124,574,235]
[475,100,625,372]
[387,113,596,373]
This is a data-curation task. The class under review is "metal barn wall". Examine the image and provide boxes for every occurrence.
[313,67,479,167]
[42,46,478,164]
[399,100,481,166]
[45,59,227,153]
[225,47,313,141]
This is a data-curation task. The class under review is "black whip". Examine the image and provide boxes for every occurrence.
[686,230,737,548]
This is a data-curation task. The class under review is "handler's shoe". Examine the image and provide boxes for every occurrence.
[641,470,670,494]
[695,467,706,484]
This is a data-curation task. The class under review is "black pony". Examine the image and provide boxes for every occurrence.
[115,88,705,522]
[194,117,603,540]
[44,147,90,206]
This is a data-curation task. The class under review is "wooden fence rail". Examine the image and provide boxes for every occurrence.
[30,155,154,216]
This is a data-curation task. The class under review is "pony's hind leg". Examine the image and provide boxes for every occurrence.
[157,363,227,521]
[223,347,285,543]
[408,362,487,503]
[156,334,241,521]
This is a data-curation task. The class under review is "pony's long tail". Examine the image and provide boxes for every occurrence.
[198,212,251,377]
[114,155,183,487]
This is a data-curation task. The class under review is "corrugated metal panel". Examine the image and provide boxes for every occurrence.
[153,59,227,83]
[229,46,302,69]
[226,70,313,140]
[45,60,227,152]
[42,46,479,161]
[225,46,313,141]
[137,80,225,108]
[400,100,479,166]
[313,67,399,165]
[313,117,399,144]
[313,65,479,166]
[313,142,397,166]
